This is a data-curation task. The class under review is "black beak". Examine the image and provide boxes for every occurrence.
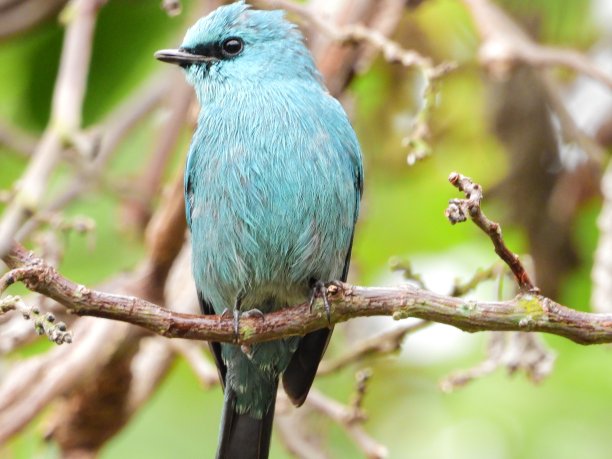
[154,48,218,65]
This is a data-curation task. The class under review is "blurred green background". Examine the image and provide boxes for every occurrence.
[1,0,609,458]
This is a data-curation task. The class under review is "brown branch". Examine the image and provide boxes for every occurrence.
[446,172,538,293]
[0,169,609,390]
[3,241,612,346]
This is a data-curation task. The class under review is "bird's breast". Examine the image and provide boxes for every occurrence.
[188,86,358,312]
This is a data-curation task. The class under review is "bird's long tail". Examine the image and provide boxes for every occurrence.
[216,380,277,459]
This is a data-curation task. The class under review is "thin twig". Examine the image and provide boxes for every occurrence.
[446,172,538,293]
[349,368,372,420]
[440,332,556,392]
[260,0,452,78]
[306,389,388,459]
[0,295,72,344]
[318,321,430,375]
[450,262,507,297]
[168,340,219,388]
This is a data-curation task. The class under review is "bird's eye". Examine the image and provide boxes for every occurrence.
[221,37,243,58]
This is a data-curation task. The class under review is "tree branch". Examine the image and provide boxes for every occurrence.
[306,389,388,459]
[261,0,450,76]
[446,172,538,293]
[2,241,612,346]
[461,0,612,90]
[2,170,608,347]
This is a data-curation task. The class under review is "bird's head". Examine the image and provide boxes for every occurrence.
[155,1,320,91]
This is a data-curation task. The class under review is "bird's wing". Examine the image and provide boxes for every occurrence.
[198,291,227,388]
[341,152,363,282]
[187,143,227,387]
[282,123,363,406]
[184,145,196,230]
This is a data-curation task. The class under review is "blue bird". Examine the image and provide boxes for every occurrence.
[156,2,362,457]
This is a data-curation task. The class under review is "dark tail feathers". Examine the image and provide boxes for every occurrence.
[216,382,277,459]
[282,327,331,406]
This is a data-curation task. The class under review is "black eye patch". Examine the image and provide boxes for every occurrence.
[183,37,244,60]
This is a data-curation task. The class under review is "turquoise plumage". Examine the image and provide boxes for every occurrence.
[156,3,362,458]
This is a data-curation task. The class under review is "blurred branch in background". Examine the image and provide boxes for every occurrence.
[0,0,67,39]
[593,163,612,312]
[462,0,612,90]
[0,120,38,157]
[259,0,455,164]
[0,0,105,258]
[318,320,431,375]
[440,331,555,392]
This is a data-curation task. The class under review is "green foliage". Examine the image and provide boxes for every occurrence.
[499,0,594,45]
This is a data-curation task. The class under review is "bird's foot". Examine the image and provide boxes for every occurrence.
[217,309,241,341]
[219,299,244,342]
[219,308,232,321]
[237,310,264,359]
[228,305,264,342]
[309,280,340,324]
[233,309,240,338]
[242,308,265,320]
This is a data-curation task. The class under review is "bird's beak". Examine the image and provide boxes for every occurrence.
[154,48,218,66]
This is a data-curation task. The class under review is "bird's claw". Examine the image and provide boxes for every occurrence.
[242,308,265,320]
[219,308,232,321]
[233,309,240,340]
[228,305,264,343]
[220,307,239,340]
[309,280,334,324]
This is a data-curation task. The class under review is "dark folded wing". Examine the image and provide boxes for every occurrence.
[198,291,227,388]
[282,149,362,406]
